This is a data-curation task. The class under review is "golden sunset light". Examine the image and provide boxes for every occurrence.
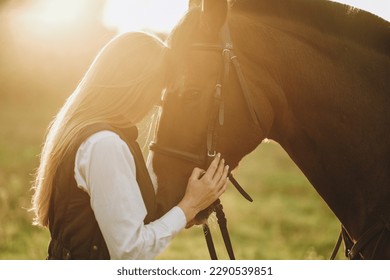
[4,0,388,38]
[0,0,389,264]
[101,0,389,34]
[24,0,88,25]
[103,0,188,33]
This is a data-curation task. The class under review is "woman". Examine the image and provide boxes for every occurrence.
[31,32,229,260]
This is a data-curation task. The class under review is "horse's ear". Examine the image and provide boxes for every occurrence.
[201,0,228,35]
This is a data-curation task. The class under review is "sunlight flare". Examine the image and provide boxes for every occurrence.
[102,0,389,35]
[103,0,188,33]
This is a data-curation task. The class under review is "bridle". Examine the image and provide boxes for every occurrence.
[150,21,260,259]
[150,23,261,166]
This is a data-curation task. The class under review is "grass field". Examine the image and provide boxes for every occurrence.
[0,92,342,259]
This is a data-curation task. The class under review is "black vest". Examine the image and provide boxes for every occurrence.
[47,124,156,259]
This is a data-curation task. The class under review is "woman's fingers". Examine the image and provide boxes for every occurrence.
[203,153,230,187]
[181,157,229,223]
[203,153,221,179]
[196,153,229,193]
[218,180,228,196]
[190,167,206,181]
[212,157,225,182]
[217,165,229,188]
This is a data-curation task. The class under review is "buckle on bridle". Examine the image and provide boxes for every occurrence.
[207,150,217,157]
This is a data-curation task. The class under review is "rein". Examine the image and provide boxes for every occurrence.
[150,21,259,259]
[330,220,390,259]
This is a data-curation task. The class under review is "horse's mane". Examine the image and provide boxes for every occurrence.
[231,0,389,54]
[167,0,389,58]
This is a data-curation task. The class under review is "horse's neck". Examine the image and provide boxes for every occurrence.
[244,17,390,239]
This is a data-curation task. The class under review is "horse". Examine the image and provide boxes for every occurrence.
[149,0,390,259]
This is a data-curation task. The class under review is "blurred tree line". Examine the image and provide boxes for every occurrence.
[0,0,115,102]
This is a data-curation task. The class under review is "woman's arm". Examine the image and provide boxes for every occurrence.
[75,130,228,259]
[75,131,186,259]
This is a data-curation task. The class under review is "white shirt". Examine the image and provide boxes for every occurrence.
[74,130,186,259]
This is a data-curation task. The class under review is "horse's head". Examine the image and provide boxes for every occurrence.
[150,0,274,223]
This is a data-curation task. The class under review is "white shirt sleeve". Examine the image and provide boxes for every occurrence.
[74,130,186,260]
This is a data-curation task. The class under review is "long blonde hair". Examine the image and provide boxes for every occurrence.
[31,32,167,227]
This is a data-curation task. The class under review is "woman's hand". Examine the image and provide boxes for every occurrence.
[177,153,229,224]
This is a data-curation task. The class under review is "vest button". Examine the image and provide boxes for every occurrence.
[92,245,98,251]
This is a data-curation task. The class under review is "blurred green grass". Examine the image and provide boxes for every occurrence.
[0,94,56,260]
